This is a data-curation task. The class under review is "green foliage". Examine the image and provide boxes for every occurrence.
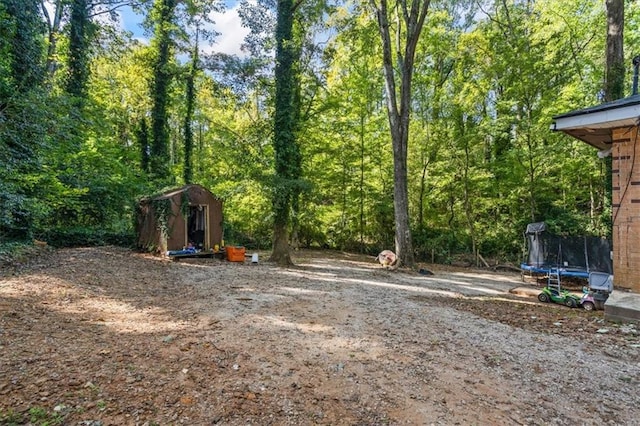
[65,0,93,101]
[0,406,65,426]
[0,0,627,266]
[0,3,13,102]
[37,227,135,248]
[0,90,49,165]
[270,0,302,263]
[136,117,151,172]
[0,4,51,240]
[223,221,271,249]
[0,407,23,425]
[149,0,178,183]
[1,0,46,92]
[183,46,197,184]
[0,241,42,267]
[28,406,63,426]
[149,196,173,240]
[413,226,466,264]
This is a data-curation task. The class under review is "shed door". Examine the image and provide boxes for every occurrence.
[187,205,208,249]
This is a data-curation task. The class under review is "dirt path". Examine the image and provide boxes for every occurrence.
[1,247,639,425]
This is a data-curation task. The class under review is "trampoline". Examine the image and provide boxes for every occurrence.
[520,222,612,282]
[520,264,589,279]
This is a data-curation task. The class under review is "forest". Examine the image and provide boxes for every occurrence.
[0,0,636,266]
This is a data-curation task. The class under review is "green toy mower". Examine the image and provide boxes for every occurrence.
[537,268,582,308]
[537,286,581,308]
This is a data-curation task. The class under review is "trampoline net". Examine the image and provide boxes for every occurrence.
[524,223,612,274]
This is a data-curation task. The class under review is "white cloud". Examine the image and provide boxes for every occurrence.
[209,5,250,57]
[104,3,250,57]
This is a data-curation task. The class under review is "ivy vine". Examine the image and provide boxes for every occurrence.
[150,197,173,241]
[142,187,193,246]
[180,188,191,218]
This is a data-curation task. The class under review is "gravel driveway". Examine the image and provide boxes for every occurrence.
[0,247,638,425]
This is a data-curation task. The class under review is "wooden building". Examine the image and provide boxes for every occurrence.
[552,94,640,293]
[136,184,223,254]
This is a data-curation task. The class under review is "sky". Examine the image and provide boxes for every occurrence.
[117,1,250,57]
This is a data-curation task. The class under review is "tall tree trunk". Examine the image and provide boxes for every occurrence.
[605,0,625,102]
[270,0,299,266]
[359,115,366,253]
[604,0,624,239]
[370,0,430,268]
[418,155,427,229]
[136,117,150,173]
[184,30,198,185]
[41,0,65,78]
[64,0,90,152]
[6,0,45,92]
[149,0,176,183]
[66,0,89,101]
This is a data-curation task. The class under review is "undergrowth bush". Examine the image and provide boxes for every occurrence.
[35,227,135,248]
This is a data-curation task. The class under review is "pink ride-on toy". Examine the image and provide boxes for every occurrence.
[580,272,613,311]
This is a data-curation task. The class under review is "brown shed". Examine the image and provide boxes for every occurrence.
[552,94,640,293]
[136,184,223,254]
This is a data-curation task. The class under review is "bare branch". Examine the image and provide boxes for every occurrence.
[292,0,304,13]
[87,1,143,18]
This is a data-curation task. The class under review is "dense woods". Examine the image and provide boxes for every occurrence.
[1,0,638,264]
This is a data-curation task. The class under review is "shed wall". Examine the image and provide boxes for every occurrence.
[187,186,223,248]
[163,186,224,251]
[165,197,185,251]
[136,185,223,254]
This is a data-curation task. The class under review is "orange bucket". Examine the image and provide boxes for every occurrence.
[226,246,246,262]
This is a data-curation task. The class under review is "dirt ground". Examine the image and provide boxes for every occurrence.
[1,246,639,425]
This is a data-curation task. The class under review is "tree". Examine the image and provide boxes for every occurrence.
[148,0,177,183]
[235,0,333,261]
[605,0,625,102]
[603,0,624,238]
[137,117,151,173]
[180,0,222,184]
[312,7,394,252]
[41,0,65,78]
[270,0,300,266]
[369,0,431,268]
[3,0,45,91]
[0,0,48,239]
[66,0,91,101]
[183,31,198,184]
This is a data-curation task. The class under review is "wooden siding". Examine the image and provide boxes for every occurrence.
[136,185,223,254]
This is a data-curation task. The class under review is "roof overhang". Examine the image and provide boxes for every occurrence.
[551,96,640,150]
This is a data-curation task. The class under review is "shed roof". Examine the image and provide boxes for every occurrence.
[551,94,640,150]
[147,184,217,202]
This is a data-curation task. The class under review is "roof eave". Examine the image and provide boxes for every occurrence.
[552,103,640,150]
